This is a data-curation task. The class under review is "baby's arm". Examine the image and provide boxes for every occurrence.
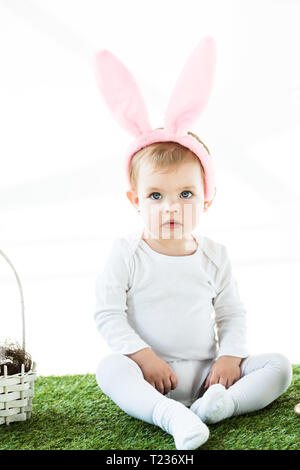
[94,238,150,355]
[212,245,249,361]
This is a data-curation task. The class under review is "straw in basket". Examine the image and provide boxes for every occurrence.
[0,248,37,425]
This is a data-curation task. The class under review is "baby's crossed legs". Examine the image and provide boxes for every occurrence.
[96,354,211,449]
[96,355,212,422]
[96,352,292,448]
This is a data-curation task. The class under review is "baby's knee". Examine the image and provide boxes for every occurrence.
[268,353,293,392]
[96,352,143,393]
[96,352,124,392]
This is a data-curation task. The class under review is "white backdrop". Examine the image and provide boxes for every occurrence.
[0,0,299,375]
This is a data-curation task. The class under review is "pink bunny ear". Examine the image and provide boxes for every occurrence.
[164,36,216,134]
[94,49,152,137]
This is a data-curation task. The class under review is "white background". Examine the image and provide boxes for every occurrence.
[0,0,299,375]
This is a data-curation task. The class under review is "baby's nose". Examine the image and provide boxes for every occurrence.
[163,199,181,212]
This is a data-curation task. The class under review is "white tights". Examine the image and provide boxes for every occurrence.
[96,352,292,427]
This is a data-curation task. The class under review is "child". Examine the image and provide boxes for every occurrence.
[93,38,292,450]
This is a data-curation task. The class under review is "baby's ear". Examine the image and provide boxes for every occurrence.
[126,189,139,209]
[94,49,152,137]
[164,36,216,134]
[204,187,216,211]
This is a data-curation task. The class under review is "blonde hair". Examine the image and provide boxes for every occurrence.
[129,129,210,192]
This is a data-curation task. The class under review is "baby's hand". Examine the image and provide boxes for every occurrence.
[125,348,178,395]
[204,355,242,390]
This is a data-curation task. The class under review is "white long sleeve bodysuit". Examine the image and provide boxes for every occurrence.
[94,228,292,433]
[94,228,249,363]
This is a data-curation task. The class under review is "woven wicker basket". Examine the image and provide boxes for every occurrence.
[0,248,37,425]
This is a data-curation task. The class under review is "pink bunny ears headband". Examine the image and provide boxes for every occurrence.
[94,36,217,203]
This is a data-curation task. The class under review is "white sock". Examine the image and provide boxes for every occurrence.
[190,384,235,424]
[152,397,209,450]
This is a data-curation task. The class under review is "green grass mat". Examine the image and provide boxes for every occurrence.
[0,365,299,450]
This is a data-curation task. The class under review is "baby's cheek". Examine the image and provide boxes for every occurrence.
[143,205,161,231]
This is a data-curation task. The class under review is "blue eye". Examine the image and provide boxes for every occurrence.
[149,190,193,200]
[149,192,162,200]
[180,190,193,198]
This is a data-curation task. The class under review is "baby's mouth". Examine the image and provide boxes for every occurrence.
[162,221,182,228]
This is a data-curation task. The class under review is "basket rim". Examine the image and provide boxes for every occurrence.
[0,361,37,379]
